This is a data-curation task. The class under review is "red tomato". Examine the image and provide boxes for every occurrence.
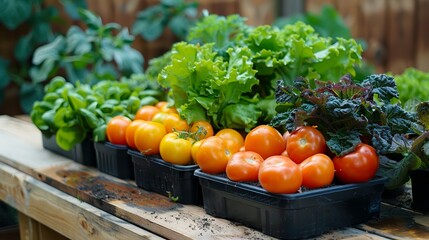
[300,153,334,189]
[159,132,193,165]
[258,155,302,194]
[333,143,379,183]
[134,121,166,155]
[195,136,234,174]
[286,126,326,164]
[106,116,131,145]
[125,120,146,149]
[190,120,214,140]
[244,125,285,159]
[226,151,263,182]
[134,105,160,121]
[216,128,245,153]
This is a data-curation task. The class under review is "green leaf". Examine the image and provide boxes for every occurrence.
[187,14,248,55]
[0,58,11,90]
[92,124,106,142]
[417,102,429,130]
[79,9,102,29]
[67,92,86,111]
[30,58,57,83]
[56,125,86,151]
[362,74,399,103]
[326,130,361,156]
[44,76,67,93]
[60,0,87,20]
[32,35,65,65]
[66,26,92,55]
[78,108,99,129]
[379,153,422,190]
[132,5,166,41]
[168,15,194,40]
[112,45,144,74]
[54,107,78,128]
[14,34,33,63]
[0,0,33,30]
[19,82,44,114]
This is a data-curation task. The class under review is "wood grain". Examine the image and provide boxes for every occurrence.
[385,0,416,73]
[0,162,162,240]
[415,0,429,71]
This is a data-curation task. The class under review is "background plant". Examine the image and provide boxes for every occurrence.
[132,0,199,42]
[0,0,86,113]
[31,9,144,86]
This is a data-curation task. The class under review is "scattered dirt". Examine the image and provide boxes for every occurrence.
[382,182,413,209]
[56,169,178,212]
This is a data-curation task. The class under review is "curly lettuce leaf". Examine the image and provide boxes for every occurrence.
[158,42,263,130]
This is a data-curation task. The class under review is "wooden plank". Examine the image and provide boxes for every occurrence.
[0,115,407,240]
[360,203,429,240]
[385,0,416,74]
[19,213,41,240]
[415,0,429,71]
[0,162,162,240]
[19,213,69,240]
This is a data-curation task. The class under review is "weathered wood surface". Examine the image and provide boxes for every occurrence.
[1,115,429,239]
[0,160,162,240]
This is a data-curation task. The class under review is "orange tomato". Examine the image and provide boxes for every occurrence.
[151,112,169,124]
[190,120,214,140]
[163,113,189,133]
[226,151,263,182]
[286,126,326,164]
[216,128,245,153]
[134,105,160,121]
[195,136,233,174]
[258,155,302,194]
[299,153,334,189]
[106,116,131,145]
[125,120,146,149]
[244,125,286,159]
[156,101,178,114]
[134,121,166,155]
[191,140,203,164]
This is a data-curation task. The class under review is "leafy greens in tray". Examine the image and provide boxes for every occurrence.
[158,14,363,131]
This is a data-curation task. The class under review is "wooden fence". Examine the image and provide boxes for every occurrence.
[84,0,276,67]
[304,0,429,74]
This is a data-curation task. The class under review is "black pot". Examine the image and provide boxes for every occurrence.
[410,169,429,212]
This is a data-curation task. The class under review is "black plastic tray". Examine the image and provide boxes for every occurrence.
[42,134,97,167]
[42,134,73,159]
[194,169,386,240]
[128,150,202,205]
[410,169,429,212]
[94,142,134,180]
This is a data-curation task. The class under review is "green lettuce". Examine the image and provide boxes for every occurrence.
[158,42,269,131]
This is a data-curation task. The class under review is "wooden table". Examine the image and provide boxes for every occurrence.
[1,115,428,239]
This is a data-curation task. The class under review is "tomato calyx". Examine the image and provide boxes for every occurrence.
[190,126,208,141]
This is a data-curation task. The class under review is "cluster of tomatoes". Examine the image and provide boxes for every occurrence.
[106,102,379,195]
